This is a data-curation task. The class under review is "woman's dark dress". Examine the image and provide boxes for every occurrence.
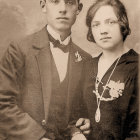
[83,49,139,140]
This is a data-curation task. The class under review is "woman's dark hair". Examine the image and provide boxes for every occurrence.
[86,0,131,43]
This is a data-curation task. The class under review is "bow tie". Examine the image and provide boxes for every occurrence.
[48,33,70,53]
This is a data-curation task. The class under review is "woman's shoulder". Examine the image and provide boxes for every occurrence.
[121,49,139,67]
[120,49,139,77]
[124,49,139,61]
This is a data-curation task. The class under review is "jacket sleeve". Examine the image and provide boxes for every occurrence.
[124,73,139,140]
[0,42,46,140]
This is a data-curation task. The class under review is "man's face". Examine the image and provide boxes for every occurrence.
[41,0,80,33]
[91,5,123,50]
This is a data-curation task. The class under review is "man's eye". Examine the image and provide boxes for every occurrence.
[65,0,76,5]
[50,0,59,3]
[67,1,73,5]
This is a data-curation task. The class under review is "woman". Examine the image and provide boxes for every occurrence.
[82,0,139,139]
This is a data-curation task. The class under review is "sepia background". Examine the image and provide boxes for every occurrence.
[0,0,140,58]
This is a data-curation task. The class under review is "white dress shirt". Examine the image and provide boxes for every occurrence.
[47,25,70,82]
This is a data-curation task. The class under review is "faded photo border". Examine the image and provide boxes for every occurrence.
[0,0,140,137]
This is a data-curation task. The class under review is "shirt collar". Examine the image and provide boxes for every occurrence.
[47,25,71,45]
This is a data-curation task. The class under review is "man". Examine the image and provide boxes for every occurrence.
[0,0,91,140]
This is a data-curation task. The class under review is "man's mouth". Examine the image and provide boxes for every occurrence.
[56,17,69,20]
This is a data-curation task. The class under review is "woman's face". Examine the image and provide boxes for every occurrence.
[91,5,123,50]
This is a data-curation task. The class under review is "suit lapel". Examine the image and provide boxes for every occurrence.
[66,42,83,120]
[33,27,52,121]
[68,43,83,86]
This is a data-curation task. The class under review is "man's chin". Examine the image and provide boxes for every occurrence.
[55,25,71,32]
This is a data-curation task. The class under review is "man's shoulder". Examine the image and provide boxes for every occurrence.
[17,27,46,46]
[10,27,48,53]
[71,42,92,61]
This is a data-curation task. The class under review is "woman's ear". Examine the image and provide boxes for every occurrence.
[40,0,46,13]
[77,3,83,15]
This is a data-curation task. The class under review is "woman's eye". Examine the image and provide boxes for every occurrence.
[92,23,100,28]
[109,21,115,24]
[108,19,118,25]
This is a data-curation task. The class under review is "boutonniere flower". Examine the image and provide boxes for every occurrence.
[75,51,82,62]
[107,80,124,99]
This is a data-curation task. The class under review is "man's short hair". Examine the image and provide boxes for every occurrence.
[86,0,131,43]
[44,0,80,3]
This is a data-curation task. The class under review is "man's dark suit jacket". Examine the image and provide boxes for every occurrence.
[0,27,91,140]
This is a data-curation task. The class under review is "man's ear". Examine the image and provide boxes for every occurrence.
[77,3,83,15]
[40,0,46,13]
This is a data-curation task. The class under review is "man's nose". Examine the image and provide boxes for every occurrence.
[59,1,67,14]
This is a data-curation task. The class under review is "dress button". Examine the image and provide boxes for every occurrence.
[41,120,46,126]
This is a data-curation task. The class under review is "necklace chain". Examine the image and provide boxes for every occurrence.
[94,57,121,122]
